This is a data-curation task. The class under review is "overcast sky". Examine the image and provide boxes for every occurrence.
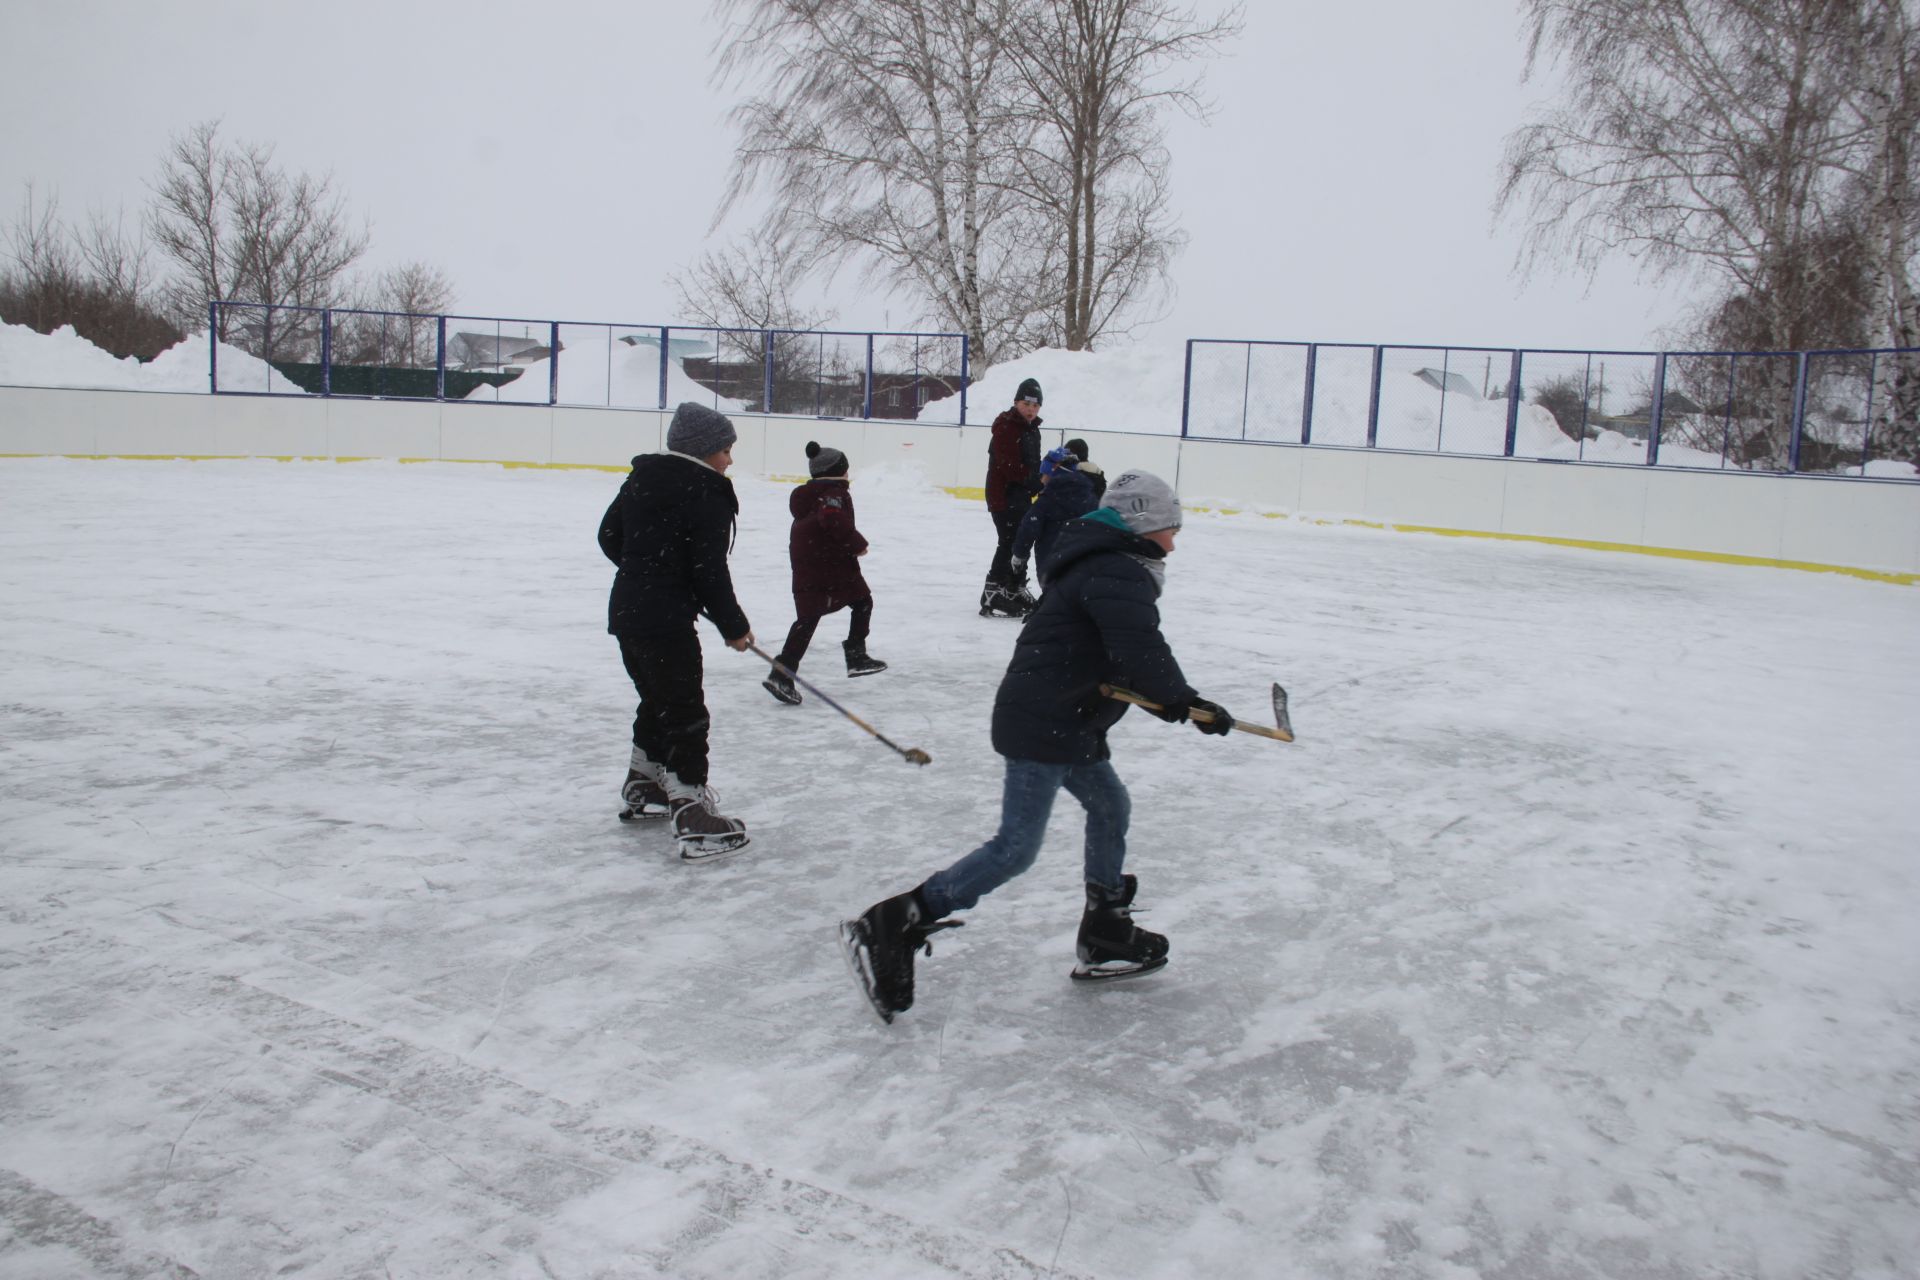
[3,1,1693,362]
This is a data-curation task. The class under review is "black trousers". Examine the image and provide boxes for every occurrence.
[617,627,711,787]
[987,503,1029,588]
[776,594,872,672]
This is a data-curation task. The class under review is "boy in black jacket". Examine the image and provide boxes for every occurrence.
[598,402,755,859]
[841,470,1236,1021]
[1010,445,1098,589]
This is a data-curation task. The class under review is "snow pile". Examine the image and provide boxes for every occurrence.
[952,343,1189,432]
[467,337,746,412]
[0,322,302,394]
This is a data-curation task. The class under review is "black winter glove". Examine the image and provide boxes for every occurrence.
[1188,697,1234,736]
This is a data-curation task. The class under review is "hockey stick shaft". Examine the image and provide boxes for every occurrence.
[1101,684,1294,742]
[747,643,932,766]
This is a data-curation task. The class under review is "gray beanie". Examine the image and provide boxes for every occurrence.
[806,440,849,477]
[667,401,737,459]
[1099,469,1183,535]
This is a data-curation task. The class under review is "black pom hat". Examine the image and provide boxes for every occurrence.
[805,440,849,478]
[1015,377,1043,406]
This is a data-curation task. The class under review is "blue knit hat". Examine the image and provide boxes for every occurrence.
[1040,445,1078,478]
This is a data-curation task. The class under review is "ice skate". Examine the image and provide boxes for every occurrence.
[670,790,750,861]
[843,639,888,677]
[617,769,671,822]
[979,581,1026,618]
[840,888,961,1024]
[1071,875,1168,982]
[763,666,802,705]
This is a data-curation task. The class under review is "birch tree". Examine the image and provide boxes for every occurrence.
[715,0,1044,366]
[1004,0,1240,350]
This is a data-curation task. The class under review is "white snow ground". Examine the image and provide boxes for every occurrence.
[2,455,1916,1280]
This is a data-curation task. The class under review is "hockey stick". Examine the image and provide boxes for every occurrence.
[1101,682,1294,743]
[747,643,932,766]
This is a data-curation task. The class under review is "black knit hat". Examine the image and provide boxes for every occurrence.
[1015,377,1043,406]
[1065,437,1090,461]
[805,440,848,478]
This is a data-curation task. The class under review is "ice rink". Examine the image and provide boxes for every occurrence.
[2,455,1916,1279]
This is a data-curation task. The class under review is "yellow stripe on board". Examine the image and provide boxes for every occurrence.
[936,484,1918,586]
[1,457,1906,586]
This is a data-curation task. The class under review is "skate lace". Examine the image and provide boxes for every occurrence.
[910,919,964,957]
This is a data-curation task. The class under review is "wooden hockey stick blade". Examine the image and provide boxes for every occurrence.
[747,643,932,765]
[1101,684,1294,743]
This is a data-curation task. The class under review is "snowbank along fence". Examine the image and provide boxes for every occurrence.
[207,300,970,424]
[1184,338,1920,480]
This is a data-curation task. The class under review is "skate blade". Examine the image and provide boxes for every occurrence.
[677,833,751,862]
[846,668,886,677]
[618,806,670,822]
[1070,955,1169,983]
[838,921,896,1025]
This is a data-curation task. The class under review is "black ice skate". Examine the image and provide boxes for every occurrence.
[670,792,750,861]
[839,888,961,1024]
[1071,875,1168,982]
[617,770,671,822]
[763,666,802,705]
[979,581,1026,619]
[843,640,888,677]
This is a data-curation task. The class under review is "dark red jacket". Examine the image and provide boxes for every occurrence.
[788,478,870,608]
[985,407,1042,513]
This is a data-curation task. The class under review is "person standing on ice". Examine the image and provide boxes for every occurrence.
[598,401,754,859]
[842,469,1236,1022]
[763,440,888,706]
[1065,437,1106,500]
[980,376,1045,618]
[1009,445,1098,591]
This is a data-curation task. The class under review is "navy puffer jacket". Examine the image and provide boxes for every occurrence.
[990,510,1198,763]
[598,453,749,639]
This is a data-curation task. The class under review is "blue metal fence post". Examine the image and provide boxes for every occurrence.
[207,301,218,392]
[435,317,446,400]
[1721,356,1738,468]
[1179,340,1195,438]
[814,332,824,417]
[958,336,970,425]
[658,327,669,410]
[1366,346,1384,448]
[1239,342,1253,440]
[1789,351,1810,472]
[1437,348,1452,450]
[1503,350,1523,456]
[1648,353,1666,465]
[548,322,560,405]
[1301,343,1317,445]
[763,330,775,413]
[320,309,332,396]
[864,334,874,419]
[1860,352,1879,468]
[952,335,967,426]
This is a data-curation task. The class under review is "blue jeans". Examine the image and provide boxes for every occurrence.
[920,758,1131,918]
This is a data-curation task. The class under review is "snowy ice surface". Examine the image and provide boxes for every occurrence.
[1,455,1917,1279]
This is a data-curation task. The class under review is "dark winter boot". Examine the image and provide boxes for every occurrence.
[669,790,750,861]
[763,665,802,705]
[1072,875,1169,982]
[840,887,962,1023]
[843,640,888,677]
[618,769,671,822]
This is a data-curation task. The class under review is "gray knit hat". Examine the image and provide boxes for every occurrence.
[806,440,848,478]
[1100,469,1182,534]
[667,401,737,458]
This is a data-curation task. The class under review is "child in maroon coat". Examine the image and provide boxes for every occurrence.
[764,442,888,705]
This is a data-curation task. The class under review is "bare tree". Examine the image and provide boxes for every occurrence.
[1499,0,1920,464]
[715,0,1050,366]
[147,120,369,357]
[2,184,182,360]
[1004,0,1240,350]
